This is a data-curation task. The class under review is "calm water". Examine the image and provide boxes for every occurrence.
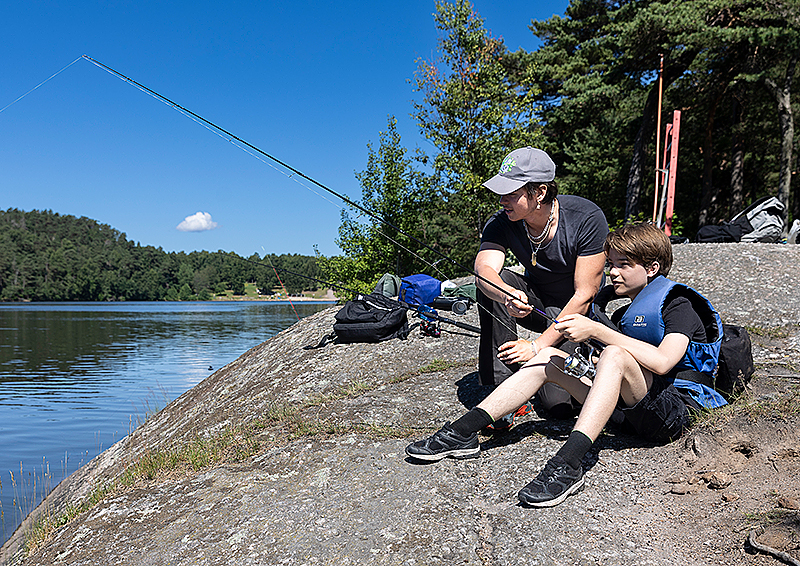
[0,300,333,544]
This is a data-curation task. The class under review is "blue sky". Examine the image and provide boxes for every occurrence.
[1,1,569,258]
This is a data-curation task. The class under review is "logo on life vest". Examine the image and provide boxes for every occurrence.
[632,315,646,327]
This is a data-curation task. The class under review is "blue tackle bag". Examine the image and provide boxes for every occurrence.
[399,274,441,307]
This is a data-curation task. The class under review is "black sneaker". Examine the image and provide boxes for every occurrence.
[405,423,480,461]
[517,455,585,507]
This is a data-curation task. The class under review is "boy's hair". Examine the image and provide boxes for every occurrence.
[604,222,672,276]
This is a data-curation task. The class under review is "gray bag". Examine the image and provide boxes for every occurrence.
[730,196,785,243]
[373,273,401,298]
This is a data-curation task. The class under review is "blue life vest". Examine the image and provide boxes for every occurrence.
[618,275,726,409]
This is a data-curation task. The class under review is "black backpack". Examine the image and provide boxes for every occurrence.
[332,293,410,343]
[714,324,755,400]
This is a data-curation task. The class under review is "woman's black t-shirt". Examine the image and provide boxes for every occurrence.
[481,195,608,308]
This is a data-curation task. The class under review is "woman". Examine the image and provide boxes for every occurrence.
[475,147,608,421]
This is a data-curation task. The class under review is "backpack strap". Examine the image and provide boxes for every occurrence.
[673,369,714,389]
[591,285,623,331]
[303,332,336,350]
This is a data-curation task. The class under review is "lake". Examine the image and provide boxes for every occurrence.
[0,300,334,544]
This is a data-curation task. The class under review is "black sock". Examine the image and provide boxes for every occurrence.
[556,430,593,469]
[450,407,494,436]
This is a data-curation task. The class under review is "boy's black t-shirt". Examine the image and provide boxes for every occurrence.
[661,295,707,379]
[662,296,706,342]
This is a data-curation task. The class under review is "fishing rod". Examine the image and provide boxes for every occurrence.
[80,55,557,327]
[227,252,481,335]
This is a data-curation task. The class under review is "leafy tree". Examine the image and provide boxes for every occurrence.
[413,0,543,236]
[323,1,548,295]
[319,117,440,296]
[0,208,322,301]
[527,0,799,234]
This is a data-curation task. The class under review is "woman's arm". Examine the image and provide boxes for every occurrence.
[530,251,606,351]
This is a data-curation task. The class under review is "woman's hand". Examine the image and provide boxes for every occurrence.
[503,289,533,318]
[497,339,538,364]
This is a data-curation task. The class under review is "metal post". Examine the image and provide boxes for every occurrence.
[656,123,673,228]
[653,54,664,222]
[664,110,681,236]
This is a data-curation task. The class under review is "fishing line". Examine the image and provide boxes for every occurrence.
[262,248,300,321]
[79,55,557,327]
[0,57,83,115]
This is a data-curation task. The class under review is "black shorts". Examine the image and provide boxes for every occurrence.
[617,375,691,444]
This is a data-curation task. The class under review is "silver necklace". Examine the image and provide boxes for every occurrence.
[523,202,555,267]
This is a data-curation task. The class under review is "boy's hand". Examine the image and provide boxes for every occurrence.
[497,339,537,364]
[553,313,599,343]
[504,289,533,318]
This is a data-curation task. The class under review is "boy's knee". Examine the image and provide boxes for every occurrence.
[598,344,633,364]
[540,346,562,358]
[523,346,561,368]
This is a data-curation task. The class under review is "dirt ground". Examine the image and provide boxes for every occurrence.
[587,368,800,565]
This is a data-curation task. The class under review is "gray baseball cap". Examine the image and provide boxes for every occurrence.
[482,147,556,195]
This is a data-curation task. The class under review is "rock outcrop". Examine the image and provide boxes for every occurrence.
[3,243,800,566]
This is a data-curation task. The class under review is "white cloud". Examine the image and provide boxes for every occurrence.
[177,212,219,232]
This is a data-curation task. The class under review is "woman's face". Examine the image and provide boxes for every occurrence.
[499,185,541,222]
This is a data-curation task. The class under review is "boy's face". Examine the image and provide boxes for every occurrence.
[607,249,653,299]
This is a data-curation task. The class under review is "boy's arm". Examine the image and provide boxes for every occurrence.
[555,313,689,376]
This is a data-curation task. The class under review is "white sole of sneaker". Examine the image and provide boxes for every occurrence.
[405,447,480,461]
[518,476,585,508]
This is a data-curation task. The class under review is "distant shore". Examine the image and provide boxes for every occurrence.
[212,288,339,302]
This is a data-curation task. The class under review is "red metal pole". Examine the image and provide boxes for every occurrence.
[664,110,681,236]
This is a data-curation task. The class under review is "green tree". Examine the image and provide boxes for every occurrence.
[413,0,543,236]
[0,208,318,302]
[527,0,800,233]
[319,117,437,296]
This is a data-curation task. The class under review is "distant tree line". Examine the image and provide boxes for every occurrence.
[0,208,321,301]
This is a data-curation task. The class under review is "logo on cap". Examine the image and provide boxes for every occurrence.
[499,156,516,175]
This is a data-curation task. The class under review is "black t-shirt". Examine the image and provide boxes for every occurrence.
[663,295,706,342]
[480,195,608,308]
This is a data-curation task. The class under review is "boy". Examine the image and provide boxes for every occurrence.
[405,223,723,507]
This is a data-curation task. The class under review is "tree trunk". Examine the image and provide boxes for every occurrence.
[624,87,657,220]
[697,90,725,227]
[764,51,798,235]
[729,95,745,218]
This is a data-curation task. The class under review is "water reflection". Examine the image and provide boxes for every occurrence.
[0,301,332,544]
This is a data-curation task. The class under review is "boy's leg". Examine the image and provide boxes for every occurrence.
[406,348,563,461]
[518,345,651,507]
[571,345,652,442]
[477,347,578,418]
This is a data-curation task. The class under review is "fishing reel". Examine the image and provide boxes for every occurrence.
[563,342,598,380]
[430,296,472,316]
[417,305,441,338]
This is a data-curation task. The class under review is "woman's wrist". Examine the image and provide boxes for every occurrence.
[530,340,539,356]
